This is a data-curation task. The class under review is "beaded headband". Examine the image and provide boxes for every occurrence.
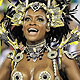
[5,0,67,28]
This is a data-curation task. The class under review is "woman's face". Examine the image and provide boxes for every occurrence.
[23,8,49,44]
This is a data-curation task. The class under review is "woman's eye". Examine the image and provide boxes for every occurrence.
[25,17,31,22]
[37,18,44,22]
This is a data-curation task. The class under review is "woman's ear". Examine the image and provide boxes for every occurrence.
[46,26,50,32]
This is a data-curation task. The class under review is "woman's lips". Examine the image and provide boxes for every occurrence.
[28,28,38,32]
[27,28,39,36]
[29,32,38,35]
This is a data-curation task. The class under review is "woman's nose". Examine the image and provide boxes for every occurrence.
[29,19,36,26]
[29,23,36,26]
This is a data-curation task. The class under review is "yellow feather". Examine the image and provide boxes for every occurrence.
[0,0,3,6]
[69,41,79,45]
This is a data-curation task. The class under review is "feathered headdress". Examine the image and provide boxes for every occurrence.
[3,0,69,27]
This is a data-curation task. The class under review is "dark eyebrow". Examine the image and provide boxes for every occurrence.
[25,15,31,18]
[36,15,44,18]
[25,14,45,19]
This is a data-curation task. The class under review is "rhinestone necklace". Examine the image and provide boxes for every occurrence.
[25,39,48,62]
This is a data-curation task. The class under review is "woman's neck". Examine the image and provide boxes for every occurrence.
[26,39,46,45]
[26,39,46,48]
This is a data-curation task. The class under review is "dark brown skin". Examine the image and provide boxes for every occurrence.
[11,52,61,80]
[62,55,80,80]
[0,58,11,80]
[0,52,80,80]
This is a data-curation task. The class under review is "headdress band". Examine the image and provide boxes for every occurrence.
[5,0,66,28]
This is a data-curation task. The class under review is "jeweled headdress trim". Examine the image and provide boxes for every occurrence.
[5,0,67,28]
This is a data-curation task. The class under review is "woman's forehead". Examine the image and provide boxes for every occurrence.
[25,8,46,16]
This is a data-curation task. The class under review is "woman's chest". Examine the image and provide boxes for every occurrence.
[11,53,60,80]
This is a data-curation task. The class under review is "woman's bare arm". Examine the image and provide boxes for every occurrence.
[62,55,80,80]
[0,58,11,80]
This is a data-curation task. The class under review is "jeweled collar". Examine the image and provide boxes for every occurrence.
[25,39,47,62]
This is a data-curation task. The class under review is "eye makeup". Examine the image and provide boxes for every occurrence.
[37,17,44,22]
[24,16,32,22]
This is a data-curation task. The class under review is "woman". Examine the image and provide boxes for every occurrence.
[0,0,80,80]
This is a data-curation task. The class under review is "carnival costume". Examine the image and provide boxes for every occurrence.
[0,0,80,80]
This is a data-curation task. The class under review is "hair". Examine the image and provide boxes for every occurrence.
[1,0,72,47]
